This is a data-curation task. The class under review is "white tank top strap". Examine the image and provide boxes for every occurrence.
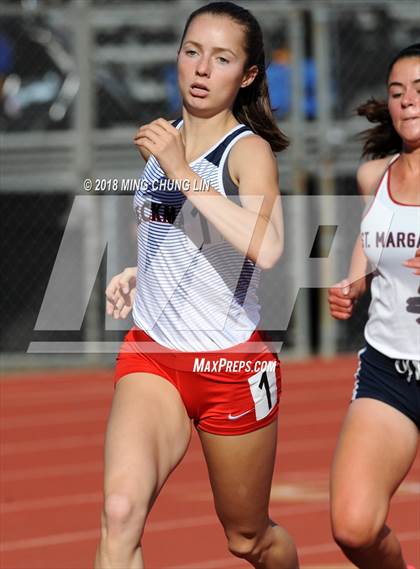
[376,153,400,202]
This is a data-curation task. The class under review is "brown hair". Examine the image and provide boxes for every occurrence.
[358,43,420,158]
[179,2,289,153]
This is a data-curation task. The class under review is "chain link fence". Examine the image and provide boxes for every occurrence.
[1,0,418,366]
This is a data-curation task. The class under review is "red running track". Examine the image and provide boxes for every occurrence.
[1,356,419,569]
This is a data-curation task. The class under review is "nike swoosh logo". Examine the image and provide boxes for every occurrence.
[228,409,254,420]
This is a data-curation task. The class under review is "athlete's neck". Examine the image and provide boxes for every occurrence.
[400,145,420,175]
[180,110,239,163]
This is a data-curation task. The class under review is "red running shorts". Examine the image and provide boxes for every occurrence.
[114,327,282,436]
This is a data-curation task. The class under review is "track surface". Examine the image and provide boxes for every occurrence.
[1,356,419,568]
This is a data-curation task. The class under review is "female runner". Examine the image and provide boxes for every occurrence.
[96,3,299,568]
[328,43,420,569]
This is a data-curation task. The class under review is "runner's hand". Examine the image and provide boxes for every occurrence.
[105,267,137,319]
[328,279,359,320]
[133,118,187,179]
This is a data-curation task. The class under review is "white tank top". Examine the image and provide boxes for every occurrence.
[132,120,262,351]
[361,155,420,359]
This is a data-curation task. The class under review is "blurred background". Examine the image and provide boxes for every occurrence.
[1,0,419,369]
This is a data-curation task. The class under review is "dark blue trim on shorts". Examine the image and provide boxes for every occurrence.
[352,343,420,430]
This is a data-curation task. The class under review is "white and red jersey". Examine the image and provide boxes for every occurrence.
[361,155,420,359]
[132,119,262,352]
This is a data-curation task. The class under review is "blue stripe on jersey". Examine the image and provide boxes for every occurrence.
[171,117,183,128]
[206,126,250,166]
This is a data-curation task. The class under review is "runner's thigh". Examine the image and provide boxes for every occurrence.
[331,398,418,528]
[104,373,192,513]
[198,421,277,529]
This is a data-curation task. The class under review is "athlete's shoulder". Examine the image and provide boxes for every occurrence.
[231,132,272,152]
[356,156,396,198]
[228,133,278,190]
[229,133,276,168]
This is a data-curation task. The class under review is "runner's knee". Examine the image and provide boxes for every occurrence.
[226,527,265,561]
[103,493,146,537]
[332,510,383,550]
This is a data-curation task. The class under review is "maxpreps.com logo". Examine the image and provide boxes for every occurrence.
[193,358,277,374]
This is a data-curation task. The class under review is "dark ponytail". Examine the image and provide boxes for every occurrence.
[357,98,401,159]
[357,43,420,159]
[179,2,289,153]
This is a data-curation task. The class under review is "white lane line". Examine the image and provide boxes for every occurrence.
[1,409,108,430]
[0,502,417,555]
[0,529,100,552]
[1,434,103,455]
[0,370,111,384]
[1,384,111,402]
[0,515,216,552]
[0,392,111,409]
[0,492,103,513]
[2,461,103,481]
